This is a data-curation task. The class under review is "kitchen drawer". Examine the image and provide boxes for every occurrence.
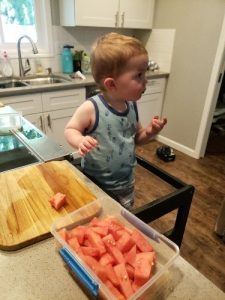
[42,88,85,112]
[145,78,166,95]
[0,93,42,115]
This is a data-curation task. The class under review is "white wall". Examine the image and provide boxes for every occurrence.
[145,29,176,73]
[151,0,225,157]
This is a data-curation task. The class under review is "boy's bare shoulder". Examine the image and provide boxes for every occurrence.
[78,98,95,112]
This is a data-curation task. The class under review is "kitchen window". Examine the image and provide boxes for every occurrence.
[0,0,53,56]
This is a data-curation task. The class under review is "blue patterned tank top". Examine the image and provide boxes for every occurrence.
[81,94,138,190]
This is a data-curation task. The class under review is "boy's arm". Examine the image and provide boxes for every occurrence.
[135,116,167,145]
[64,101,98,156]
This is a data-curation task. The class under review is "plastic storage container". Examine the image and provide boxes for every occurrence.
[62,45,74,74]
[51,199,179,300]
[0,112,22,134]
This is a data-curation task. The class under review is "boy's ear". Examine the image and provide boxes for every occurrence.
[103,77,116,91]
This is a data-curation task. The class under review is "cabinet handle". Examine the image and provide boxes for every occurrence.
[40,115,44,131]
[47,114,52,129]
[115,11,119,27]
[121,12,125,27]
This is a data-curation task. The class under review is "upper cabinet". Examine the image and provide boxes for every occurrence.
[119,0,155,29]
[59,0,155,29]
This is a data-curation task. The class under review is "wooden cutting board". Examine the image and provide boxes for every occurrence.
[0,160,98,251]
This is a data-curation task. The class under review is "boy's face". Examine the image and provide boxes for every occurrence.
[113,54,149,101]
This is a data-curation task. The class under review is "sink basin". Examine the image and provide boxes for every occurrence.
[0,74,72,89]
[22,75,71,86]
[0,79,29,89]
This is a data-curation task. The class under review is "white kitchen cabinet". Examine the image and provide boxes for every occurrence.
[119,0,155,29]
[25,108,76,153]
[1,88,85,152]
[59,0,155,29]
[137,78,166,127]
[43,108,76,146]
[0,93,42,115]
[41,88,84,112]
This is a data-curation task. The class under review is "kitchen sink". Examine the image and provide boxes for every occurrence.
[22,74,71,86]
[0,79,29,89]
[0,74,72,89]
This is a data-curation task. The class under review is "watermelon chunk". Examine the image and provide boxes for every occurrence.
[82,255,99,272]
[80,246,100,257]
[105,280,126,300]
[124,245,137,268]
[82,255,107,283]
[134,252,154,286]
[89,217,109,227]
[91,226,108,237]
[49,192,66,210]
[104,264,119,286]
[99,252,115,266]
[125,264,134,279]
[111,229,124,241]
[86,228,106,255]
[114,263,134,298]
[68,236,82,254]
[102,234,116,250]
[110,246,125,264]
[70,226,85,244]
[131,230,153,252]
[116,231,135,253]
[83,239,92,247]
[102,234,125,264]
[107,218,125,239]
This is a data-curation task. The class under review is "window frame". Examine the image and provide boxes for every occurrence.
[0,0,53,58]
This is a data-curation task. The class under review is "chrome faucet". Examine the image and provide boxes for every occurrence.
[17,35,38,77]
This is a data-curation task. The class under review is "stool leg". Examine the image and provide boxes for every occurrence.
[214,197,225,238]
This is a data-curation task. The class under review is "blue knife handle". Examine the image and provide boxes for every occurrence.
[59,247,99,297]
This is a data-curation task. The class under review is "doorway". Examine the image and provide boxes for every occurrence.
[196,14,225,158]
[206,69,225,154]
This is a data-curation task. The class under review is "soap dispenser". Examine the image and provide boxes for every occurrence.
[0,51,13,77]
[62,45,74,74]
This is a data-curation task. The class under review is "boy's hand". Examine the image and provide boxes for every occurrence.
[78,136,98,156]
[146,116,167,136]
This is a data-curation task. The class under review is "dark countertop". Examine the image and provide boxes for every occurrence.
[0,71,169,97]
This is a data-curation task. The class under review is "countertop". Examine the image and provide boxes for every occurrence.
[0,71,169,97]
[0,165,224,300]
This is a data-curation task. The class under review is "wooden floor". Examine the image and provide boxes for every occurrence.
[134,140,225,293]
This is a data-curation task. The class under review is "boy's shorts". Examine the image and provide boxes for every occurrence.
[83,172,135,211]
[105,184,135,211]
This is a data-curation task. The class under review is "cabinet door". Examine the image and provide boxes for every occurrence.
[42,88,85,112]
[0,93,42,116]
[120,0,155,29]
[25,113,46,132]
[44,108,76,153]
[137,93,164,128]
[59,0,118,27]
[137,78,166,127]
